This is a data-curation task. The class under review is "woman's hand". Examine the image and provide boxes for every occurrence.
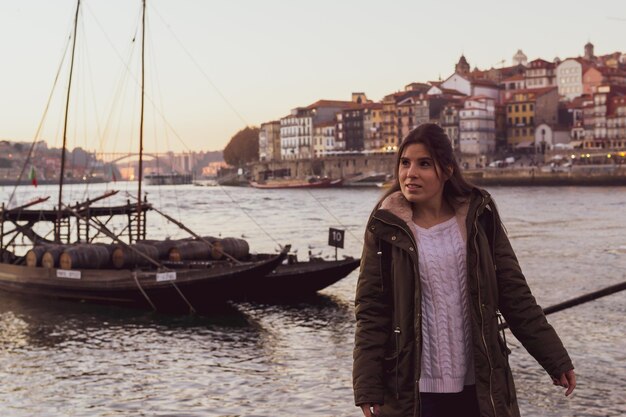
[360,403,381,417]
[552,369,576,396]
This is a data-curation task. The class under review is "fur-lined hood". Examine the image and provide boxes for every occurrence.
[378,191,470,242]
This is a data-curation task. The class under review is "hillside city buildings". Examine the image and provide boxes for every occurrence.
[258,43,626,166]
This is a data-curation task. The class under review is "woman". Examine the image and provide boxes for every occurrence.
[353,124,575,417]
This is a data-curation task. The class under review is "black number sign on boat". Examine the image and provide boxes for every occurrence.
[328,228,345,249]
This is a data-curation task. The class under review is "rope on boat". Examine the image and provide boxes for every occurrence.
[133,271,157,311]
[64,202,210,316]
[499,280,626,330]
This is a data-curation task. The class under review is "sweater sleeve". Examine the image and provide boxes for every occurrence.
[353,227,392,406]
[492,213,574,377]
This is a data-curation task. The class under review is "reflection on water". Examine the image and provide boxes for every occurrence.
[0,184,625,416]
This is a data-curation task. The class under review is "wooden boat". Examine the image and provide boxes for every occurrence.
[0,195,289,314]
[144,172,193,185]
[249,177,343,189]
[343,172,390,187]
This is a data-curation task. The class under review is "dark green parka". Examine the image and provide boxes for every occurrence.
[353,188,573,417]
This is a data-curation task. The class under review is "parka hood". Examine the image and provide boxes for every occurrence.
[376,190,475,243]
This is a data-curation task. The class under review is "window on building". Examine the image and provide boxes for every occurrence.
[522,104,526,112]
[515,117,519,124]
[530,104,534,111]
[522,116,527,124]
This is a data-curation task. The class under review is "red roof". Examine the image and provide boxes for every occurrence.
[565,95,592,109]
[315,120,336,128]
[502,74,525,82]
[360,102,383,110]
[471,78,498,87]
[528,58,555,69]
[437,88,467,96]
[306,100,360,110]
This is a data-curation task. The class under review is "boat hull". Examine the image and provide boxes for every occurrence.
[249,178,343,189]
[232,257,360,301]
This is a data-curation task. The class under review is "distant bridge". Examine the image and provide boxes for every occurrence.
[95,152,171,164]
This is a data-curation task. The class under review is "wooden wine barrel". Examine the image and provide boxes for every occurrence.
[137,239,186,259]
[111,243,160,269]
[41,245,67,268]
[197,236,222,259]
[59,245,112,270]
[25,246,48,267]
[168,241,212,262]
[212,237,249,260]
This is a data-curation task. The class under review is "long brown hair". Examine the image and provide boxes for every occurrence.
[379,123,474,207]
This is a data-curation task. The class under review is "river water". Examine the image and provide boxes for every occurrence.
[0,183,624,416]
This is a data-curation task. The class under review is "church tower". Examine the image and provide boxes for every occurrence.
[584,42,595,61]
[512,49,528,66]
[455,55,470,76]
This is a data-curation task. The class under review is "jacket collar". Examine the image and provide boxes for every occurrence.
[374,190,488,243]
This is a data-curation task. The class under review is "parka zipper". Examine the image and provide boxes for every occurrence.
[473,196,498,417]
[394,326,401,399]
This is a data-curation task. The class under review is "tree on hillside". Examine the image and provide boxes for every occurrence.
[223,126,259,166]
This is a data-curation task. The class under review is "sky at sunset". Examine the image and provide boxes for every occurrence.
[0,0,624,153]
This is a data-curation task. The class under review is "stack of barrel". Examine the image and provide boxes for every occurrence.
[24,236,250,270]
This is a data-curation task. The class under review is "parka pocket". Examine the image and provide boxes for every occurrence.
[383,327,401,400]
[495,312,513,405]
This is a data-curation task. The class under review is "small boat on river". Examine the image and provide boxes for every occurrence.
[144,172,192,185]
[249,177,343,189]
[239,256,360,301]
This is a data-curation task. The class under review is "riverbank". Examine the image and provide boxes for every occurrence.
[248,155,626,187]
[465,165,626,186]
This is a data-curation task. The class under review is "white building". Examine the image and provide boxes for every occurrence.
[556,58,586,100]
[459,97,496,155]
[431,73,499,103]
[280,100,355,160]
[525,59,556,89]
[534,123,571,151]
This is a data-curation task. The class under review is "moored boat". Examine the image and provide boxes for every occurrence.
[343,172,390,187]
[249,177,343,189]
[144,172,192,185]
[0,196,289,314]
[236,257,360,301]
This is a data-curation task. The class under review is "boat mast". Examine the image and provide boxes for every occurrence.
[136,0,146,243]
[56,0,81,243]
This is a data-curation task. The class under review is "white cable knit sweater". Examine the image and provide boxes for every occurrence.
[413,217,475,393]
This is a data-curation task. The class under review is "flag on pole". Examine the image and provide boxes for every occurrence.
[29,166,38,187]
